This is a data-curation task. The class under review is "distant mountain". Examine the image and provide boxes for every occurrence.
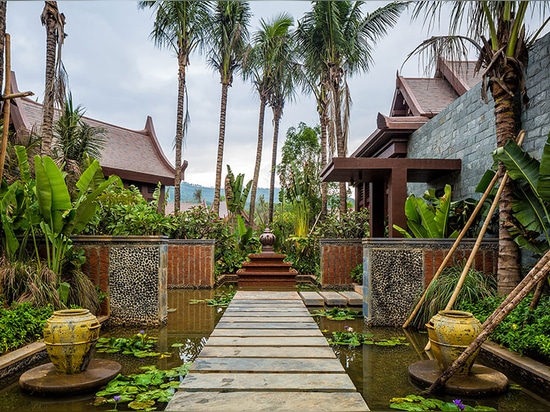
[166,182,279,206]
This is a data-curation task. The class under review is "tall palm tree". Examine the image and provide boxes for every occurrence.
[40,1,67,156]
[410,1,550,295]
[243,13,294,226]
[268,57,297,224]
[296,1,406,215]
[207,1,251,216]
[138,1,212,213]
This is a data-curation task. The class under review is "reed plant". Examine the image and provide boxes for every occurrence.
[409,263,497,330]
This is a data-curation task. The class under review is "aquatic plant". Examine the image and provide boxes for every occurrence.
[95,330,171,359]
[389,394,496,411]
[311,307,362,320]
[93,364,191,411]
[328,326,408,347]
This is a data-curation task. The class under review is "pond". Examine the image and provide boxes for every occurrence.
[0,289,549,411]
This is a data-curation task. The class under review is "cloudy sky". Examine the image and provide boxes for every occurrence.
[6,1,450,188]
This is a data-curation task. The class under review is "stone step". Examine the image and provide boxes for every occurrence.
[338,291,363,306]
[318,291,348,306]
[299,291,325,306]
[167,391,369,411]
[178,372,355,392]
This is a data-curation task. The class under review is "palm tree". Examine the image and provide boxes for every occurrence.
[206,1,251,216]
[296,1,406,215]
[268,58,297,224]
[138,1,212,213]
[410,1,550,295]
[40,1,67,156]
[243,13,295,226]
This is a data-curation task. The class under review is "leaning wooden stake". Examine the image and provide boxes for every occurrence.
[402,172,499,328]
[427,247,550,393]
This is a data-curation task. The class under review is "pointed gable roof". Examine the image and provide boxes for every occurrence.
[9,71,185,187]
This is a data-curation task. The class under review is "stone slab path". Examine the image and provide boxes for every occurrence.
[165,290,369,411]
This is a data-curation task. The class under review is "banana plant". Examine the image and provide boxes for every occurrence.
[491,132,550,255]
[393,184,459,238]
[33,152,122,274]
[224,165,251,217]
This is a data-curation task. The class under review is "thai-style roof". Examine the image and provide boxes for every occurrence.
[8,71,185,187]
[322,59,480,237]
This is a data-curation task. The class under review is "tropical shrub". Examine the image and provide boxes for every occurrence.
[393,184,484,238]
[409,264,497,330]
[459,293,550,364]
[491,132,550,256]
[0,302,53,354]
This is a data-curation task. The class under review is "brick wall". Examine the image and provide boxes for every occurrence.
[320,239,363,288]
[167,240,215,288]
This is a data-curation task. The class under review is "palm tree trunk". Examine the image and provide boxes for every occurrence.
[41,1,60,157]
[213,82,229,216]
[249,95,267,227]
[319,111,329,220]
[491,69,522,295]
[268,106,282,223]
[174,60,187,214]
[332,82,347,215]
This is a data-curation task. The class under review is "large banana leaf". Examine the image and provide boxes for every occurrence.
[434,184,452,237]
[34,155,71,234]
[492,133,550,251]
[536,132,550,201]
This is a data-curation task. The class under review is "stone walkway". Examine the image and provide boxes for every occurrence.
[165,291,369,411]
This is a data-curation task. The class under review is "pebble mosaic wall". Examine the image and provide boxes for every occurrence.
[363,239,498,327]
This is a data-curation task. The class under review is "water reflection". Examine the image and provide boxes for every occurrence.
[1,289,550,411]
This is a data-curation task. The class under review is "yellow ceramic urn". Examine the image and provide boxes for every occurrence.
[43,309,101,374]
[426,309,482,375]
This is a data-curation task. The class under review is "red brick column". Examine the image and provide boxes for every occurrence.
[320,239,363,287]
[167,240,215,288]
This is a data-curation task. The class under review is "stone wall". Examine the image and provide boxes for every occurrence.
[362,238,498,327]
[407,31,550,199]
[75,236,168,326]
[320,239,363,288]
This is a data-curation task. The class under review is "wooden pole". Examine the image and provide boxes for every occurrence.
[427,247,550,393]
[0,33,11,183]
[0,33,33,183]
[402,171,499,328]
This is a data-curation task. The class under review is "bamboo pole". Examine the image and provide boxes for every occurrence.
[402,172,499,328]
[0,33,11,183]
[0,33,33,183]
[427,247,550,393]
[443,130,525,312]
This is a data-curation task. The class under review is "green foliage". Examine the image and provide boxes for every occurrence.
[168,206,227,240]
[491,132,550,255]
[328,326,408,347]
[96,330,171,359]
[0,302,53,354]
[311,307,362,320]
[393,185,483,239]
[459,294,550,364]
[86,185,173,236]
[409,264,497,330]
[389,394,496,411]
[224,165,251,217]
[349,263,363,284]
[189,287,236,307]
[315,208,370,239]
[93,364,191,410]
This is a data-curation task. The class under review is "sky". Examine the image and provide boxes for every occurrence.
[5,1,452,189]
